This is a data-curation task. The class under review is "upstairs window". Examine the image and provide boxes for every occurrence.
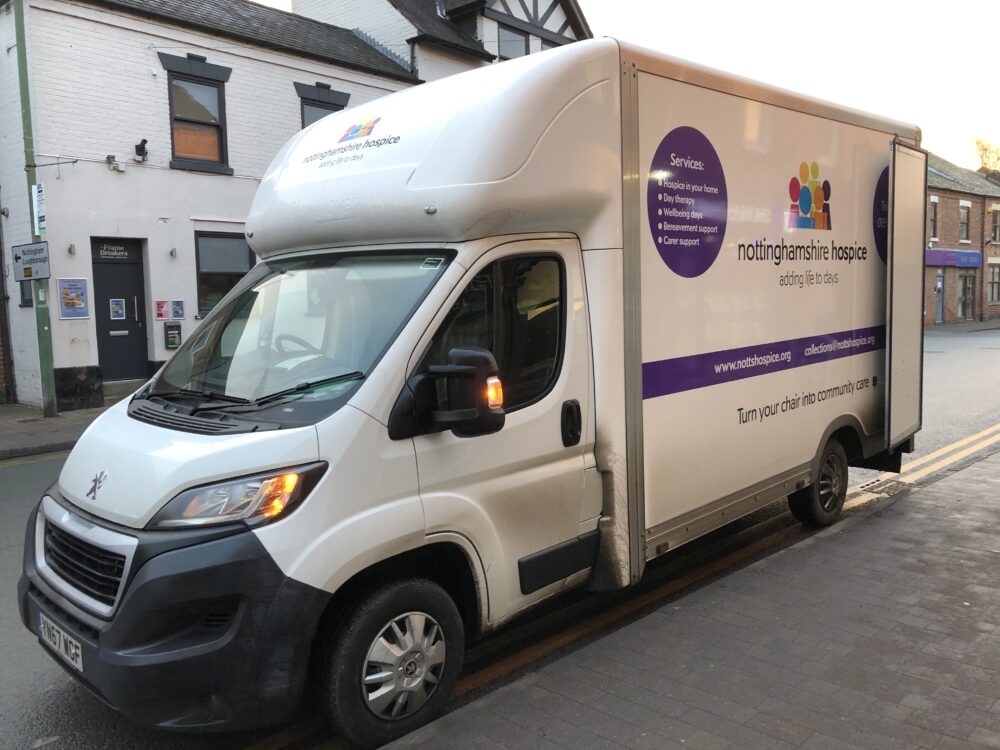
[929,197,938,239]
[159,53,233,175]
[993,208,1000,242]
[498,25,529,60]
[959,203,971,241]
[294,82,351,129]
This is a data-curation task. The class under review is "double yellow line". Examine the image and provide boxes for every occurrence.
[845,420,1000,511]
[879,420,1000,486]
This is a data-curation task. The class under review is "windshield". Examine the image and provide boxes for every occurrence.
[150,251,450,415]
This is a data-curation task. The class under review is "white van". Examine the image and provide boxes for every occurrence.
[19,38,925,747]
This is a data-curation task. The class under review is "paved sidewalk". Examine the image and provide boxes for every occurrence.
[0,404,107,460]
[394,454,1000,749]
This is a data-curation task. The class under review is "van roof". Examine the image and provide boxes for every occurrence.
[246,38,919,258]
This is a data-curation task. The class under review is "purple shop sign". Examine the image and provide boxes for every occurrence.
[647,126,728,278]
[642,325,886,400]
[925,248,981,268]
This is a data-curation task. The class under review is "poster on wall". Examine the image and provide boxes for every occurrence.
[155,300,170,320]
[109,298,126,320]
[171,300,185,320]
[57,278,89,319]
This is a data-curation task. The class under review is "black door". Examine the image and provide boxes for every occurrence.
[92,239,147,381]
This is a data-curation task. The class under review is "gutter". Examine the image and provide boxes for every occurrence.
[407,33,496,63]
[79,0,421,84]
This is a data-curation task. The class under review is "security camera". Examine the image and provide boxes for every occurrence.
[134,139,148,163]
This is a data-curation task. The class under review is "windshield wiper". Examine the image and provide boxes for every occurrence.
[252,371,365,407]
[153,388,251,405]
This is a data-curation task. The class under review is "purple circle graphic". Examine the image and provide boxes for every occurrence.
[873,167,889,263]
[647,126,728,278]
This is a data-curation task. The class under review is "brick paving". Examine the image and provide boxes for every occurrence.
[393,453,1000,749]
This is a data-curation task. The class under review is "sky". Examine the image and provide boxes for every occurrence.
[260,0,997,170]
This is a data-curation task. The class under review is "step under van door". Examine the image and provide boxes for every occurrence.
[885,140,927,451]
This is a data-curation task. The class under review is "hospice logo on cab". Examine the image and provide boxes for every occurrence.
[339,117,381,143]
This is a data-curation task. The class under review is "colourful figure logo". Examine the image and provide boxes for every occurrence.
[786,161,832,230]
[338,117,381,143]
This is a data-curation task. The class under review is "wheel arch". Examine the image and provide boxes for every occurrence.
[313,537,488,650]
[810,415,868,482]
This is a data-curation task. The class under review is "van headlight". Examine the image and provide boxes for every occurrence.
[148,463,327,529]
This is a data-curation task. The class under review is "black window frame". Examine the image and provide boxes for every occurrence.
[993,209,1000,243]
[194,231,256,317]
[423,253,566,414]
[929,199,938,239]
[294,82,350,129]
[989,264,1000,304]
[159,53,233,176]
[959,204,971,241]
[301,100,342,129]
[497,23,530,61]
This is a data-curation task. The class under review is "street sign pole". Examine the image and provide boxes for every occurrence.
[15,0,56,417]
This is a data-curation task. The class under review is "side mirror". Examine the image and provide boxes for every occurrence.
[388,346,505,440]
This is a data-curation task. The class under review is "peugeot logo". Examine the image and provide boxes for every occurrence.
[86,471,107,502]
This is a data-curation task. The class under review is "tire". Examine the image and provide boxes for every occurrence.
[788,438,848,527]
[319,578,465,749]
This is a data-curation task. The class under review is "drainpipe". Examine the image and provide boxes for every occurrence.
[14,0,56,416]
[983,198,989,321]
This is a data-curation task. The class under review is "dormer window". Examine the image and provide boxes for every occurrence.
[498,24,529,60]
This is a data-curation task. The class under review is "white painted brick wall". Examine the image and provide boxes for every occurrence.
[293,0,415,69]
[0,0,415,401]
[31,0,410,177]
[414,44,484,81]
[0,4,42,404]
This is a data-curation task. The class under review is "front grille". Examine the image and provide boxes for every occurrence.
[43,521,126,607]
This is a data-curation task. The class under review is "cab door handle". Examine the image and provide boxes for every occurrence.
[561,399,581,447]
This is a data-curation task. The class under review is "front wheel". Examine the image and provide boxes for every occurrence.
[319,579,465,748]
[788,438,848,526]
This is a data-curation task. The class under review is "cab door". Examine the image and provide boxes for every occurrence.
[413,238,598,623]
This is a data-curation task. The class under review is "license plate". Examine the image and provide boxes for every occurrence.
[38,611,83,672]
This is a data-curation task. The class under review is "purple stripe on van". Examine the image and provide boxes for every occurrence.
[642,325,886,400]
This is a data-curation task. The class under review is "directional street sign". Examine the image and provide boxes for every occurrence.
[12,241,50,283]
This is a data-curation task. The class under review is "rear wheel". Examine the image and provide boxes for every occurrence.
[319,578,464,749]
[788,438,848,526]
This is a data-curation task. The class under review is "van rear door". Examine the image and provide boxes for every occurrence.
[885,140,927,450]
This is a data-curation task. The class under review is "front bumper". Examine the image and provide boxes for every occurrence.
[18,500,330,731]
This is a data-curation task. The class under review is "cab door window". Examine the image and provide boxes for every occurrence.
[426,256,563,411]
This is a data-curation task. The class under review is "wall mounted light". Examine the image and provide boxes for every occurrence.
[67,243,76,255]
[105,155,126,173]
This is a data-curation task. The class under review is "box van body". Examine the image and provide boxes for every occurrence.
[19,38,925,747]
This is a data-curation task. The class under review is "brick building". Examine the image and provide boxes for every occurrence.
[0,0,416,408]
[293,0,593,80]
[923,153,1000,325]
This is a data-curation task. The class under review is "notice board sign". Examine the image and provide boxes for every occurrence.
[12,241,50,282]
[58,278,90,319]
